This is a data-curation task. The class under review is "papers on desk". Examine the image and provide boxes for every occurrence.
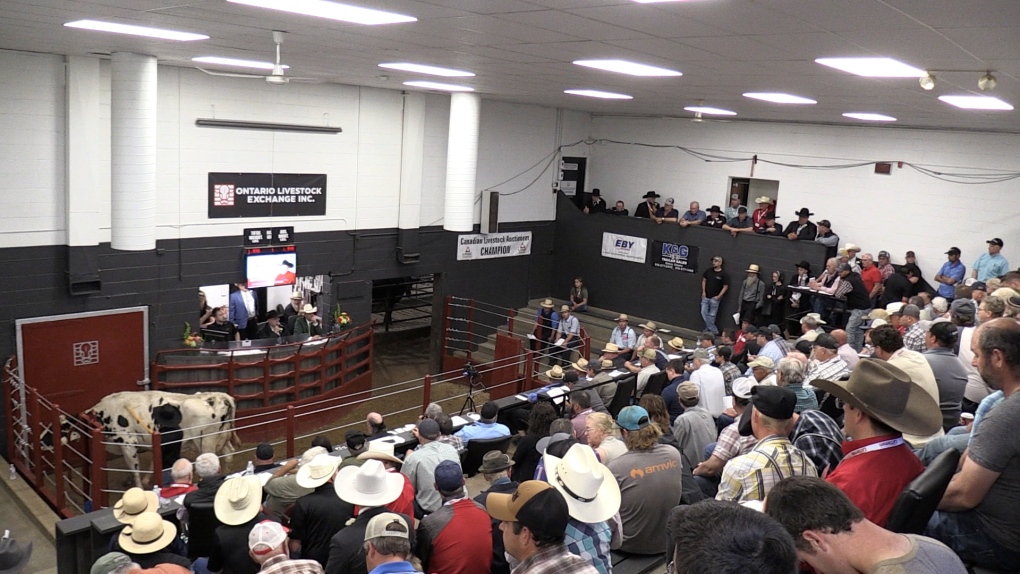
[545,386,568,398]
[398,423,416,432]
[514,394,531,402]
[451,415,470,427]
[608,370,626,378]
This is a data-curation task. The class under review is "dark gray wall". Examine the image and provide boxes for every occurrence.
[552,193,828,331]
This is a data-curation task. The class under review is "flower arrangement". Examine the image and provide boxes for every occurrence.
[333,304,351,330]
[182,322,203,348]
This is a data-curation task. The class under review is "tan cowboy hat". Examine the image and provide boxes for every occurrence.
[290,291,304,300]
[844,243,860,253]
[746,264,760,273]
[637,321,657,331]
[601,343,621,354]
[301,304,317,314]
[810,359,941,437]
[545,365,565,380]
[666,337,685,352]
[334,459,403,507]
[214,475,263,526]
[296,453,339,488]
[540,299,555,309]
[640,348,657,361]
[571,358,589,371]
[544,444,621,524]
[357,441,403,466]
[614,314,629,322]
[747,356,775,370]
[113,487,158,524]
[754,195,773,204]
[560,304,570,313]
[117,512,177,554]
[599,359,614,370]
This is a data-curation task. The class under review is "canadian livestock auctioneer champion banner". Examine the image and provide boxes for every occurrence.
[651,240,700,273]
[209,173,327,218]
[457,231,533,261]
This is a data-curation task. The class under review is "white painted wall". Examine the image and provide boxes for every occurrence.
[588,117,1020,280]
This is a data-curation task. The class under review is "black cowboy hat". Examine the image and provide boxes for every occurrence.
[795,260,812,272]
[153,404,183,428]
[793,207,814,217]
[642,191,661,199]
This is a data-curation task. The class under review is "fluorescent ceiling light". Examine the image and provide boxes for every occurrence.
[842,112,896,122]
[226,0,416,25]
[815,57,925,78]
[684,106,736,116]
[403,81,474,92]
[574,59,681,77]
[938,95,1014,110]
[193,57,287,70]
[64,19,208,41]
[743,92,817,104]
[379,63,474,77]
[564,89,633,100]
[630,0,690,3]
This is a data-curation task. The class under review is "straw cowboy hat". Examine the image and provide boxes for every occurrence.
[800,313,826,325]
[754,195,773,204]
[214,475,263,526]
[666,337,685,352]
[300,304,317,314]
[637,321,657,331]
[296,453,340,488]
[601,343,622,354]
[544,444,621,524]
[810,359,941,437]
[290,292,304,300]
[746,264,760,273]
[113,488,158,524]
[571,358,589,371]
[334,459,404,507]
[540,299,555,309]
[545,365,565,380]
[357,441,404,466]
[117,512,177,555]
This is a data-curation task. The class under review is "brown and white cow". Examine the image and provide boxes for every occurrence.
[85,390,241,486]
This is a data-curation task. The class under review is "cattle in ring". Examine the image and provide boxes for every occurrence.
[85,390,241,486]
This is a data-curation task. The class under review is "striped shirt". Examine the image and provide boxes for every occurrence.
[716,435,818,503]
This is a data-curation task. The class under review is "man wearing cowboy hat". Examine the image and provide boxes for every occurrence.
[587,359,619,407]
[750,195,773,232]
[551,305,581,367]
[290,455,352,568]
[327,461,412,574]
[868,324,943,448]
[530,299,559,367]
[282,291,304,328]
[485,481,600,574]
[814,360,936,527]
[207,476,274,574]
[624,349,660,395]
[755,211,784,237]
[263,447,326,517]
[784,207,817,241]
[292,304,323,338]
[357,442,416,519]
[256,310,285,340]
[631,321,658,359]
[400,419,459,517]
[247,522,324,574]
[738,264,765,326]
[796,313,826,343]
[564,369,607,415]
[704,205,726,228]
[633,191,659,219]
[416,461,492,574]
[361,514,421,574]
[474,452,517,574]
[116,512,191,569]
[543,444,622,574]
[608,314,636,355]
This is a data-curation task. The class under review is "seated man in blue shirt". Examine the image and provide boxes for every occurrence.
[455,401,511,444]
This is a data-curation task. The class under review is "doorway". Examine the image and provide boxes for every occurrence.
[728,177,780,212]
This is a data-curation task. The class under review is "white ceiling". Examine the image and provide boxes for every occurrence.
[2,0,1019,132]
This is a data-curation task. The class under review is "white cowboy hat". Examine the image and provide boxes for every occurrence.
[334,459,403,507]
[296,453,339,489]
[117,512,177,555]
[214,476,263,526]
[799,313,826,325]
[113,487,158,524]
[301,304,317,314]
[544,444,621,524]
[357,441,403,466]
[754,195,773,204]
[746,264,760,273]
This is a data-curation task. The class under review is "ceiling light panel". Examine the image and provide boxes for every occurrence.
[403,81,474,92]
[842,113,896,122]
[564,89,633,100]
[743,92,817,104]
[574,59,682,77]
[193,57,286,70]
[64,20,208,41]
[379,63,474,77]
[226,0,417,25]
[938,96,1014,111]
[815,57,926,77]
[684,106,736,116]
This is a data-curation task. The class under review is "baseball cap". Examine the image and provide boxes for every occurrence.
[364,512,410,541]
[731,377,755,399]
[878,250,890,258]
[812,333,838,350]
[946,247,961,256]
[248,521,288,555]
[676,382,699,401]
[486,481,570,539]
[988,238,1004,247]
[92,553,132,574]
[972,281,988,292]
[255,443,274,460]
[950,298,976,318]
[836,262,851,273]
[901,304,921,319]
[818,219,832,228]
[416,418,440,440]
[738,206,748,214]
[738,386,797,436]
[665,197,675,205]
[434,460,464,492]
[616,406,650,431]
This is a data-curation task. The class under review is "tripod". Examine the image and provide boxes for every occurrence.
[459,363,487,415]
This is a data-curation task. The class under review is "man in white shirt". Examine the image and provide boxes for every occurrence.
[690,349,726,417]
[633,349,661,395]
[831,329,860,371]
[552,305,581,367]
[609,314,637,355]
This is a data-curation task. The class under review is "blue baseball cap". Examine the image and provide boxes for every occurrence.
[434,460,464,491]
[616,406,650,431]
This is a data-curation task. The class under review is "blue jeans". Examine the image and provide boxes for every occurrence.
[845,307,869,351]
[701,297,720,334]
[926,509,1020,570]
[917,427,969,465]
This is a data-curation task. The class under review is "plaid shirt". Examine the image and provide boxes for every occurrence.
[791,410,845,475]
[903,323,926,352]
[513,543,600,574]
[437,434,464,452]
[716,435,818,503]
[719,362,741,394]
[260,554,325,574]
[710,422,758,462]
[805,356,850,387]
[565,519,612,574]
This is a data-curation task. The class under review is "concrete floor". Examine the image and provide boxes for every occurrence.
[0,458,58,574]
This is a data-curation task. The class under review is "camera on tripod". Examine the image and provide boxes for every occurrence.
[463,362,479,381]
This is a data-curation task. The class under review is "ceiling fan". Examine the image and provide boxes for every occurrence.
[196,31,318,85]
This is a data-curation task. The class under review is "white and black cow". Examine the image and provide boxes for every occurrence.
[85,390,241,486]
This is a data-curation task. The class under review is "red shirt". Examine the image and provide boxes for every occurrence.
[860,265,882,295]
[418,499,493,574]
[752,208,769,231]
[160,483,197,498]
[824,435,924,527]
[734,331,748,354]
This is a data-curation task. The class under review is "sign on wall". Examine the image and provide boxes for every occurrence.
[209,173,327,218]
[244,226,295,247]
[651,240,700,273]
[601,232,647,264]
[457,231,533,261]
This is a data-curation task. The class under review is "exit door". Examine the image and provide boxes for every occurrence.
[16,307,149,415]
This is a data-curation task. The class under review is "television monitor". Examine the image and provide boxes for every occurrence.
[246,250,297,288]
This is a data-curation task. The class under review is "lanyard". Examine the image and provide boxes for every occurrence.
[842,437,904,462]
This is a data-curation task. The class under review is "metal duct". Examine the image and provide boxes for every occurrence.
[443,92,480,232]
[111,53,157,251]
